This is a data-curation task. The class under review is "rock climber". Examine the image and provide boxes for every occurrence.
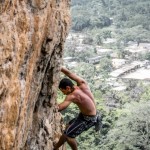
[54,67,101,150]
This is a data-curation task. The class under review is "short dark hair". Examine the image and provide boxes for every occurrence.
[59,78,74,89]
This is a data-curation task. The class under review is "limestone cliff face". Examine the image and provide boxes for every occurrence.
[0,0,70,150]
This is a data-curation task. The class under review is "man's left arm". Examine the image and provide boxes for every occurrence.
[58,96,72,111]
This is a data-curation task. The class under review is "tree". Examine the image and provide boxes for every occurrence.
[100,101,150,150]
[99,57,113,72]
[72,16,90,31]
[95,34,103,45]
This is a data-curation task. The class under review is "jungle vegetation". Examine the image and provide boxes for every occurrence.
[58,0,150,149]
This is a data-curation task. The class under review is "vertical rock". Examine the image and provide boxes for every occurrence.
[0,0,70,149]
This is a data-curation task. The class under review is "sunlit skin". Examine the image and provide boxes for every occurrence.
[59,85,96,116]
[54,67,96,150]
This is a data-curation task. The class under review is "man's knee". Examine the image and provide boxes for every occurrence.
[65,135,75,142]
[61,133,68,139]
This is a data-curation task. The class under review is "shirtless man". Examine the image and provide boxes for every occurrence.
[54,67,97,150]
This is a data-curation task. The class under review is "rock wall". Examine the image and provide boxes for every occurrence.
[0,0,70,150]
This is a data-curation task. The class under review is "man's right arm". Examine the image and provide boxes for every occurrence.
[61,67,86,86]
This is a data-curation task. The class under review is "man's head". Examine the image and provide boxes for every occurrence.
[59,78,74,95]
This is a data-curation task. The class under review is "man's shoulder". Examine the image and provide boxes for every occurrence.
[73,87,88,96]
[78,83,89,91]
[66,93,76,101]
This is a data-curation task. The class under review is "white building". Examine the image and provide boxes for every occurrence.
[112,59,128,68]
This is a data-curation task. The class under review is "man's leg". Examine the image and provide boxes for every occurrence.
[54,134,67,150]
[54,134,78,150]
[54,124,70,150]
[66,136,78,150]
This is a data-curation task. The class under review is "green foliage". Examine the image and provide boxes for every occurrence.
[73,62,96,83]
[95,34,103,45]
[71,0,150,43]
[117,26,150,45]
[57,83,150,150]
[74,49,96,62]
[71,0,112,31]
[82,36,94,45]
[138,52,150,61]
[72,15,90,31]
[140,85,150,101]
[99,57,113,72]
[89,16,112,28]
[59,1,150,149]
[101,101,150,150]
[57,90,65,103]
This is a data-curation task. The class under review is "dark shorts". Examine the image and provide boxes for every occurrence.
[64,113,97,138]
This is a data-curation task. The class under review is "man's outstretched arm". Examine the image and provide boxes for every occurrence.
[61,67,86,86]
[58,95,73,111]
[58,100,71,111]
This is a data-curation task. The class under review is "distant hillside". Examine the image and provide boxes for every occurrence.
[71,0,150,44]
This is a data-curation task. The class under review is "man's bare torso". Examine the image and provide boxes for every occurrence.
[68,84,96,116]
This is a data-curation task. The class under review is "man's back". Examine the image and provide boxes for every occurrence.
[68,83,96,116]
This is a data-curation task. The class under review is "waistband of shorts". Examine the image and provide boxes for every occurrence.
[80,113,97,119]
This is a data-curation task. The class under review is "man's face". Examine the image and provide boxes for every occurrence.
[60,86,71,95]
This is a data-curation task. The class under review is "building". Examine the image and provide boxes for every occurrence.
[110,61,142,77]
[86,56,103,64]
[63,57,77,62]
[112,59,128,68]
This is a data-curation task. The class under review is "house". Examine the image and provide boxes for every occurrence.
[63,57,77,62]
[110,61,142,77]
[112,59,128,68]
[86,56,103,64]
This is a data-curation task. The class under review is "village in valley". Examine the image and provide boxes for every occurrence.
[64,32,150,93]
